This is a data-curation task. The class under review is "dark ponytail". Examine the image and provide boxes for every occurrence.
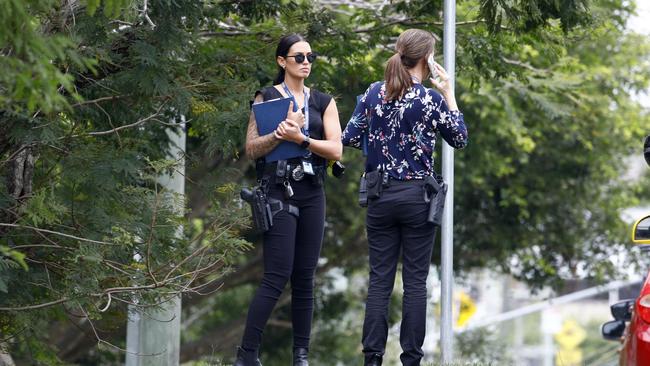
[384,29,435,101]
[274,33,307,85]
[384,53,416,101]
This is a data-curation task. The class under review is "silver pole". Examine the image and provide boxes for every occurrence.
[542,331,554,366]
[126,124,185,366]
[440,0,456,363]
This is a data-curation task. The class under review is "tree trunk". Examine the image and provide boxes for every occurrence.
[1,145,36,236]
[6,145,35,200]
[0,344,15,366]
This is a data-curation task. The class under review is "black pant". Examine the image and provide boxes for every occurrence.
[362,181,436,366]
[241,178,325,352]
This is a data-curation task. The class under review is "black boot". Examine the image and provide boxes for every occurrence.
[364,353,382,366]
[233,347,262,366]
[293,347,309,366]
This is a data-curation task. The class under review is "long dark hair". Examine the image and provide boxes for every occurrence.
[274,34,307,85]
[385,29,435,101]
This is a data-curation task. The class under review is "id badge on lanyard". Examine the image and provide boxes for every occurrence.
[282,83,315,175]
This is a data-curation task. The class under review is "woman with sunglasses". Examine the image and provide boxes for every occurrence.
[342,29,468,365]
[234,34,342,366]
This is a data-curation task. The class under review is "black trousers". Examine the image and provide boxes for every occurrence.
[241,177,325,352]
[362,181,436,366]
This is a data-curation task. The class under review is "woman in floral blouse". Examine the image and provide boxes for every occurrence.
[342,29,468,366]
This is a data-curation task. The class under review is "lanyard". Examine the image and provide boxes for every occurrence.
[281,82,310,136]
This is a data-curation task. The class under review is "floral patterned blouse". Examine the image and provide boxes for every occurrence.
[342,81,468,180]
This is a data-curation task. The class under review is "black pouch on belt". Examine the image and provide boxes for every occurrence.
[424,175,447,226]
[365,170,383,200]
[310,167,325,187]
[358,173,368,207]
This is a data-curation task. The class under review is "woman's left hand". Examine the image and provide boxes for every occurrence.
[274,119,304,144]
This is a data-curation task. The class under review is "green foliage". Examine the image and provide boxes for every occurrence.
[85,0,130,18]
[454,328,513,365]
[0,246,28,271]
[581,319,620,365]
[0,0,251,363]
[453,0,650,287]
[0,0,93,114]
[479,0,592,33]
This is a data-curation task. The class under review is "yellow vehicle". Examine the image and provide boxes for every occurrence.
[632,216,650,244]
[632,135,650,244]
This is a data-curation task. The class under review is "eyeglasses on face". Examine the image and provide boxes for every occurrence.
[284,52,318,63]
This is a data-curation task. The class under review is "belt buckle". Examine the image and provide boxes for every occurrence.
[291,164,305,181]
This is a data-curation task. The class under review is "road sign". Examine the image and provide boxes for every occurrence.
[456,291,476,328]
[554,319,586,366]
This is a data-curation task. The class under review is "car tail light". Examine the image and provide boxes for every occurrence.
[638,295,650,324]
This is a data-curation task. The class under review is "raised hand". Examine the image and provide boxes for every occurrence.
[429,62,458,111]
[429,62,453,95]
[286,100,305,129]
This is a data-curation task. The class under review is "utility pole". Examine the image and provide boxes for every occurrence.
[440,0,457,363]
[126,125,185,365]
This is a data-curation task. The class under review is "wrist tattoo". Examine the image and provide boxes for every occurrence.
[246,116,281,160]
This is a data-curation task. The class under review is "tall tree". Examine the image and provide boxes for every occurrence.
[0,0,253,363]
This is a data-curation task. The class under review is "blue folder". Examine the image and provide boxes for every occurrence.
[252,96,306,162]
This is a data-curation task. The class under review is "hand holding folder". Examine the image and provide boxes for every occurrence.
[252,96,307,162]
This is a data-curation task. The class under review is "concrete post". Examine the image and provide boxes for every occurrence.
[126,125,185,365]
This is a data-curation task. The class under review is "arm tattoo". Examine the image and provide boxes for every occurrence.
[245,108,281,160]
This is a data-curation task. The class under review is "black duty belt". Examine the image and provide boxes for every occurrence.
[264,162,325,182]
[382,176,425,188]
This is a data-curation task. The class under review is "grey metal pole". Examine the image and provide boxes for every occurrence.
[126,124,185,366]
[440,0,456,363]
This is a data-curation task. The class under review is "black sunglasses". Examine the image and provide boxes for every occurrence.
[284,52,318,63]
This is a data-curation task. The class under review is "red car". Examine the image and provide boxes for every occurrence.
[601,135,650,365]
[602,274,650,365]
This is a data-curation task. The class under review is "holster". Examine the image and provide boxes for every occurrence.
[366,169,383,199]
[240,184,299,233]
[423,175,447,226]
[240,186,273,232]
[359,169,385,207]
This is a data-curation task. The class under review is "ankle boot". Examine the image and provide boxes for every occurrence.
[364,353,382,366]
[233,347,262,366]
[293,347,309,366]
